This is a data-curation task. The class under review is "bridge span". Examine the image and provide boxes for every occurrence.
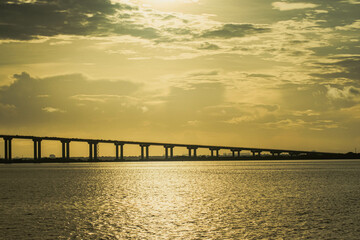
[1,134,342,161]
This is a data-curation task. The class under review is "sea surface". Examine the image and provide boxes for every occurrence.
[0,160,360,239]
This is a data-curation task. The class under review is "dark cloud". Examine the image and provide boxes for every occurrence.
[307,0,360,27]
[197,42,221,50]
[349,87,360,95]
[0,72,141,125]
[186,70,220,77]
[0,0,163,40]
[269,0,360,27]
[201,23,270,39]
[247,74,275,78]
[312,56,360,81]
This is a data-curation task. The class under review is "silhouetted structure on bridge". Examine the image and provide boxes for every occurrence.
[0,134,347,162]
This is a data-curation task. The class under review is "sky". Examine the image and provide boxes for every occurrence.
[0,0,360,156]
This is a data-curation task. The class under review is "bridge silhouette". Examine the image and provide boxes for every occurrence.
[1,134,343,161]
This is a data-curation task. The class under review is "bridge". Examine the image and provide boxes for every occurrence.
[0,134,342,161]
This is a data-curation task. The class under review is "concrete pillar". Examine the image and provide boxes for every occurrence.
[120,144,124,160]
[237,151,241,157]
[188,148,192,157]
[4,139,8,161]
[33,140,37,160]
[38,140,42,160]
[8,139,12,161]
[115,144,119,160]
[193,148,197,157]
[66,142,69,160]
[216,149,219,158]
[146,145,149,159]
[165,146,174,159]
[140,145,144,160]
[210,149,214,157]
[62,142,66,159]
[232,150,235,158]
[170,147,174,158]
[164,147,168,159]
[61,141,70,160]
[32,139,42,160]
[252,151,255,157]
[89,143,93,160]
[114,143,124,161]
[3,138,12,161]
[94,143,98,160]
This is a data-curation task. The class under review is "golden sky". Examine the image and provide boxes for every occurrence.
[1,0,360,155]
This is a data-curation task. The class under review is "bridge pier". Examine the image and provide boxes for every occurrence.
[231,149,236,158]
[94,142,98,160]
[3,137,12,161]
[210,148,220,158]
[88,141,98,161]
[251,150,262,157]
[115,143,124,161]
[33,138,42,160]
[164,145,174,159]
[187,147,198,157]
[140,144,150,160]
[61,140,71,160]
[230,149,241,158]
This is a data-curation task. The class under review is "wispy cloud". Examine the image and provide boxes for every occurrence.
[272,2,319,11]
[42,107,65,113]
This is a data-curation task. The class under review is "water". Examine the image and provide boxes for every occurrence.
[1,160,360,239]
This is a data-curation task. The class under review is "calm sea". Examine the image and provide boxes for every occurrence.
[1,160,360,239]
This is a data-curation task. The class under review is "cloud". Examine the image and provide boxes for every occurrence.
[265,118,339,130]
[0,71,227,134]
[42,106,65,113]
[312,56,360,80]
[326,85,360,100]
[292,109,320,116]
[0,0,274,47]
[272,2,319,11]
[336,20,360,30]
[186,70,220,77]
[0,0,164,40]
[197,42,220,50]
[201,23,270,39]
[346,0,360,4]
[0,72,141,125]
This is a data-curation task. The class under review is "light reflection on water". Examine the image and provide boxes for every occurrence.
[1,160,360,239]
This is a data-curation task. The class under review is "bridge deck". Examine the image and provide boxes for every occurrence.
[0,134,339,155]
